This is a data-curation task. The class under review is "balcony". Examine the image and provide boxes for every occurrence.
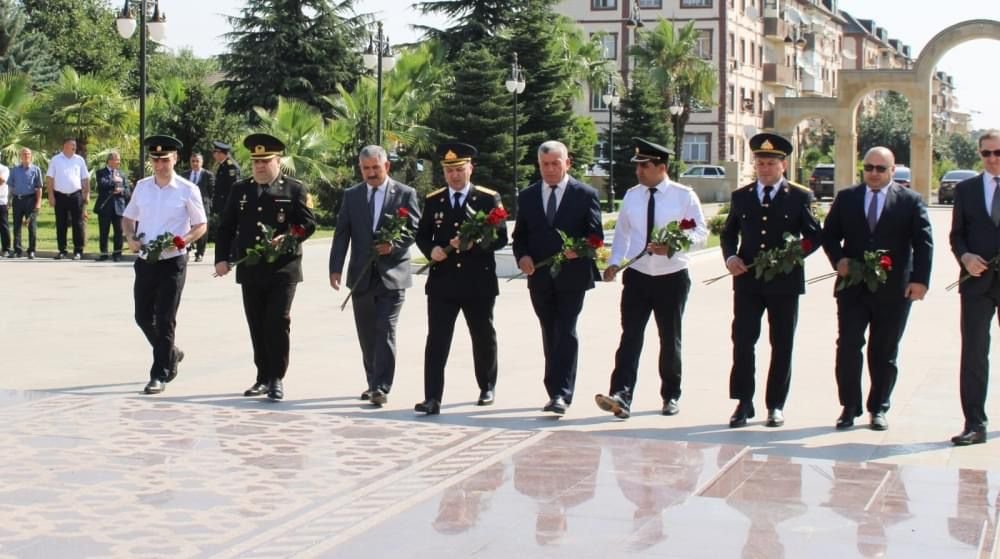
[763,17,788,41]
[763,63,793,86]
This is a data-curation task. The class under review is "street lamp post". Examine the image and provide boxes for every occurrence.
[669,101,684,176]
[601,75,620,212]
[362,22,395,146]
[504,53,525,216]
[623,0,644,85]
[115,0,167,165]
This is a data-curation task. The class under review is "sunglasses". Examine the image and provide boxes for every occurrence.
[980,149,1000,158]
[863,164,888,173]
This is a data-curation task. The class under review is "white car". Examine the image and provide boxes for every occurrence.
[680,165,726,178]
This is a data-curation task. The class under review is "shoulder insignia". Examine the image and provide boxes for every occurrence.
[229,169,236,177]
[427,187,447,198]
[787,180,811,193]
[474,185,498,196]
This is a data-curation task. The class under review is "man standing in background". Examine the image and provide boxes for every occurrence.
[186,153,215,262]
[9,148,42,259]
[46,137,90,260]
[94,151,131,262]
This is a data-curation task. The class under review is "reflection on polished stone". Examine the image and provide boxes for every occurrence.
[1,391,998,558]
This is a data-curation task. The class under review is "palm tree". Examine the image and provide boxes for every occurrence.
[0,72,34,162]
[631,19,718,169]
[253,96,348,186]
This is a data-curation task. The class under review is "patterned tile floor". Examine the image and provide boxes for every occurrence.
[0,390,996,558]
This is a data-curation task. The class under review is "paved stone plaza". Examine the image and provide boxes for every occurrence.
[2,206,998,557]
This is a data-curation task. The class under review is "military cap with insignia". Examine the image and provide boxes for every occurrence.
[437,142,478,167]
[244,133,286,160]
[630,137,674,163]
[144,135,182,159]
[212,141,232,153]
[749,133,793,159]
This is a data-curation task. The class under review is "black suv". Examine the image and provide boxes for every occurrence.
[809,164,835,199]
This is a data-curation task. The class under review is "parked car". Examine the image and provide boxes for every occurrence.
[938,169,978,204]
[680,165,726,178]
[808,164,835,199]
[892,165,911,188]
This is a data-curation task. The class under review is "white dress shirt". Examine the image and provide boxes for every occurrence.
[983,172,999,215]
[123,174,207,261]
[610,178,708,276]
[0,164,9,205]
[448,184,471,207]
[542,175,570,210]
[367,178,389,231]
[46,152,89,194]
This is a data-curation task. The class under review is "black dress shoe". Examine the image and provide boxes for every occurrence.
[267,379,284,401]
[662,398,680,416]
[595,393,630,419]
[477,389,495,406]
[414,399,441,415]
[542,396,568,415]
[54,252,66,260]
[836,407,860,430]
[97,254,109,262]
[27,252,35,259]
[165,349,184,383]
[112,254,121,262]
[951,428,987,446]
[766,408,785,427]
[870,412,888,431]
[370,389,387,407]
[144,379,165,394]
[729,401,755,428]
[360,389,373,401]
[244,382,269,397]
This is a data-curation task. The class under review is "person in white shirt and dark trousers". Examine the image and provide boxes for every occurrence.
[596,138,707,419]
[0,162,10,257]
[123,135,207,395]
[45,138,90,259]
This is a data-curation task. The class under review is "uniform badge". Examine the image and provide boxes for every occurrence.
[239,193,247,211]
[230,169,236,177]
[277,208,286,223]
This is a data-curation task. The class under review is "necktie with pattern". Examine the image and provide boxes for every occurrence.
[867,189,880,232]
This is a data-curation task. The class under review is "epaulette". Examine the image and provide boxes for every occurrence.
[474,185,498,196]
[427,187,447,198]
[787,180,811,193]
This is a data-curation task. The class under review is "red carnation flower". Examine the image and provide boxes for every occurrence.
[397,207,410,218]
[879,255,893,271]
[587,234,604,249]
[290,224,307,238]
[172,236,186,250]
[800,238,813,252]
[680,218,696,230]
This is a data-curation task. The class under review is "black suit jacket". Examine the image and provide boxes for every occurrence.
[214,175,316,284]
[185,169,215,214]
[93,167,131,217]
[212,157,241,213]
[416,185,508,298]
[822,182,933,299]
[720,179,822,294]
[512,177,603,292]
[950,174,1000,295]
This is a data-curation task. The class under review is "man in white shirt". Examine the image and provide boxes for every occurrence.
[0,162,10,257]
[45,137,90,259]
[596,138,707,420]
[123,135,207,395]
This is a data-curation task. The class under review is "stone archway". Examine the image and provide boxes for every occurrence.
[773,19,1000,201]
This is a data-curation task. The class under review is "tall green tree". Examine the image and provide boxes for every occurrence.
[220,0,366,116]
[414,0,528,57]
[148,78,244,164]
[857,92,912,164]
[609,69,672,194]
[946,131,979,169]
[0,0,58,85]
[0,72,34,161]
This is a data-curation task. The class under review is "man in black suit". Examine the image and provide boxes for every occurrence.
[93,151,131,262]
[211,141,240,214]
[414,143,508,415]
[948,130,1000,446]
[214,133,316,401]
[721,133,822,428]
[512,140,603,415]
[330,145,421,407]
[821,146,932,431]
[185,153,215,262]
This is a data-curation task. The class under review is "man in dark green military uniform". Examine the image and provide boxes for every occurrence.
[214,133,316,401]
[211,141,240,214]
[720,133,821,428]
[413,142,508,415]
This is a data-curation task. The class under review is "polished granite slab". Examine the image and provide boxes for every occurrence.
[0,391,996,558]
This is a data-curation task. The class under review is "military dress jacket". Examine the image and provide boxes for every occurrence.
[212,157,241,213]
[214,174,316,284]
[416,185,508,298]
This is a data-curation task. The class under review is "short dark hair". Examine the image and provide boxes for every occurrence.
[979,130,1000,148]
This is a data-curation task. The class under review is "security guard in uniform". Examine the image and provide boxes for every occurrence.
[211,141,241,214]
[720,133,821,428]
[214,133,316,401]
[413,142,508,415]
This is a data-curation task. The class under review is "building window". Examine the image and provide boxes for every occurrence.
[681,0,712,7]
[593,32,618,59]
[591,0,617,9]
[694,30,713,59]
[757,91,763,114]
[638,0,662,7]
[749,41,755,66]
[740,38,746,64]
[728,85,735,111]
[682,133,711,163]
[728,135,735,158]
[590,87,609,111]
[758,45,763,67]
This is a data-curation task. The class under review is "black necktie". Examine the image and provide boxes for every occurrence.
[369,186,379,229]
[546,185,558,226]
[991,177,1000,227]
[453,191,462,209]
[762,185,774,206]
[867,189,880,232]
[646,187,656,246]
[192,171,198,184]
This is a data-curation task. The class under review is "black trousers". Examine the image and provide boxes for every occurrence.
[241,280,298,384]
[12,195,38,253]
[529,284,587,404]
[609,268,690,405]
[729,290,799,410]
[97,212,123,256]
[834,293,912,414]
[0,204,8,252]
[133,255,187,380]
[351,277,405,394]
[54,190,85,254]
[423,294,498,402]
[959,282,1000,430]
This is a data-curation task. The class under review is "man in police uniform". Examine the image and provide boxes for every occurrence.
[413,142,508,415]
[211,141,240,215]
[720,133,821,428]
[214,133,316,401]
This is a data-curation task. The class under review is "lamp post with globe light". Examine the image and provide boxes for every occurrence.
[362,21,395,146]
[601,75,620,212]
[504,53,526,216]
[115,0,167,164]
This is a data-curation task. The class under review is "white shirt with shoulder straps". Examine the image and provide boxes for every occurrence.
[123,173,207,261]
